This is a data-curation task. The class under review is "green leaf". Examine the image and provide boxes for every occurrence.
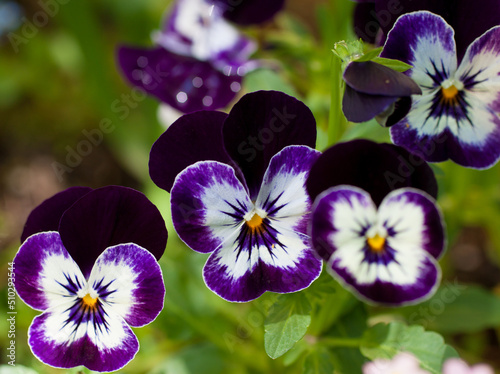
[399,284,500,334]
[302,347,335,374]
[372,57,413,72]
[264,293,312,359]
[360,322,458,374]
[355,47,383,62]
[243,69,298,97]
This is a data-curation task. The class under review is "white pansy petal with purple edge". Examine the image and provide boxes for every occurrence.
[28,300,139,372]
[88,243,165,328]
[171,161,253,255]
[384,12,500,168]
[14,232,86,311]
[204,146,322,302]
[310,186,444,306]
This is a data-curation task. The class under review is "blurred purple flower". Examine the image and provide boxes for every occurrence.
[117,0,258,113]
[149,90,322,302]
[15,186,167,372]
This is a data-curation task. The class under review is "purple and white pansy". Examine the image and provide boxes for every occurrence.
[117,0,257,113]
[14,186,167,372]
[149,90,322,302]
[307,140,445,306]
[381,11,500,169]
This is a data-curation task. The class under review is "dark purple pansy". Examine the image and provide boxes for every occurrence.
[306,139,438,207]
[209,0,286,25]
[150,90,322,302]
[342,60,421,125]
[117,0,256,113]
[310,186,445,306]
[381,11,500,168]
[13,186,167,372]
[352,0,500,60]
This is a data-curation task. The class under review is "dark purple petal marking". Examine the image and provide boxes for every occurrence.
[21,187,92,243]
[89,243,165,327]
[310,186,444,305]
[306,139,437,207]
[28,302,139,372]
[59,186,167,278]
[223,91,317,199]
[149,110,236,193]
[117,46,242,113]
[13,232,86,312]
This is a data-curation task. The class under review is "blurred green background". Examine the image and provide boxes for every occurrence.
[1,0,500,373]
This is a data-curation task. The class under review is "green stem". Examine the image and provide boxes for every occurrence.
[327,55,348,146]
[320,337,363,348]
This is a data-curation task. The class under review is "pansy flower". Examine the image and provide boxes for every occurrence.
[117,0,257,113]
[380,11,500,168]
[352,0,500,60]
[14,186,167,372]
[307,140,445,305]
[149,90,322,302]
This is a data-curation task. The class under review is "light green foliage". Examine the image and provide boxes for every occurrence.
[361,322,459,374]
[264,293,312,359]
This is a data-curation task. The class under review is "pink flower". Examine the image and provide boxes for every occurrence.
[363,353,430,374]
[443,358,494,374]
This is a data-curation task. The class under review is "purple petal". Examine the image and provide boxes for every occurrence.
[13,232,86,311]
[171,161,253,254]
[59,186,167,278]
[210,0,285,25]
[149,110,235,193]
[373,0,500,60]
[117,46,242,113]
[222,91,317,199]
[381,11,457,79]
[310,186,443,305]
[204,246,321,302]
[344,61,421,96]
[89,243,165,327]
[28,302,139,371]
[20,187,92,243]
[343,84,399,123]
[306,139,438,207]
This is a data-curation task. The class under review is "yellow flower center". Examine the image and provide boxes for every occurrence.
[441,84,459,102]
[82,294,98,308]
[246,213,263,231]
[367,234,386,252]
